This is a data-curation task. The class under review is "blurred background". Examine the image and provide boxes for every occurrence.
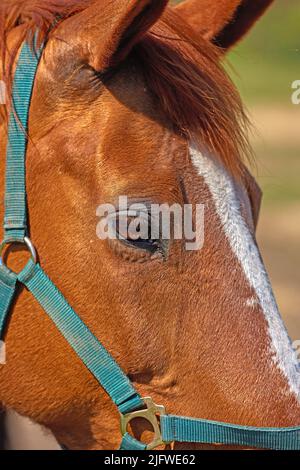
[3,0,300,450]
[174,0,300,341]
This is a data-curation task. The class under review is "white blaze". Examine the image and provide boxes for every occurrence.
[190,145,300,400]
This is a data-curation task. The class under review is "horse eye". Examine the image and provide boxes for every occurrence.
[111,212,162,254]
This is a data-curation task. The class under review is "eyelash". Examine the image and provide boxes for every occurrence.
[121,236,162,254]
[107,211,168,258]
[91,65,115,84]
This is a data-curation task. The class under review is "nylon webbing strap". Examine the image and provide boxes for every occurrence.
[119,433,147,451]
[16,260,143,414]
[0,259,142,414]
[161,415,300,450]
[4,39,43,242]
[0,266,18,336]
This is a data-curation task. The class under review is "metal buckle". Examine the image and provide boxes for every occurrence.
[120,397,167,450]
[0,237,37,272]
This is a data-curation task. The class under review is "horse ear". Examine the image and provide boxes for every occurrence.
[174,0,274,51]
[62,0,168,70]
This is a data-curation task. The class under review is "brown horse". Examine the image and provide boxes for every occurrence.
[0,0,300,450]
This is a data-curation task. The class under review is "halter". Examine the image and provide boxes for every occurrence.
[1,37,300,451]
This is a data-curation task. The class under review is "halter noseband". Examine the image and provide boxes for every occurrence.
[1,36,300,451]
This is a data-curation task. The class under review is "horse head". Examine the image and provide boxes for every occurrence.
[0,0,299,450]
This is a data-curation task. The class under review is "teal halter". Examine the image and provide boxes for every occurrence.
[1,37,300,451]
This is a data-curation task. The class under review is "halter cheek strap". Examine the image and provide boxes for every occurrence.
[1,36,300,451]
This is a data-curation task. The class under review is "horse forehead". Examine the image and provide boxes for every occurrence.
[98,104,183,185]
[99,135,186,202]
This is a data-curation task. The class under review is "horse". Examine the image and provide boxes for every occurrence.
[0,0,299,450]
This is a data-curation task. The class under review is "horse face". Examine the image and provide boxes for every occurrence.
[1,0,300,450]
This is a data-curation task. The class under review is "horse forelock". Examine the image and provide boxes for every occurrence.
[0,0,251,177]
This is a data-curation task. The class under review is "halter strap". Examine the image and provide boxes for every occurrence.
[1,35,300,451]
[0,38,143,416]
[161,415,300,451]
[3,40,40,241]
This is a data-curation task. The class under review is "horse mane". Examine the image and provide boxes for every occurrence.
[0,0,251,176]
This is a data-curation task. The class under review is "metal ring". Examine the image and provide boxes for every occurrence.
[120,397,169,450]
[0,236,37,270]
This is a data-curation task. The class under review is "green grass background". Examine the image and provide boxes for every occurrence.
[172,0,300,104]
[227,0,300,104]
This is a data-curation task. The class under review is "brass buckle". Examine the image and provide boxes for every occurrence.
[120,397,167,450]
